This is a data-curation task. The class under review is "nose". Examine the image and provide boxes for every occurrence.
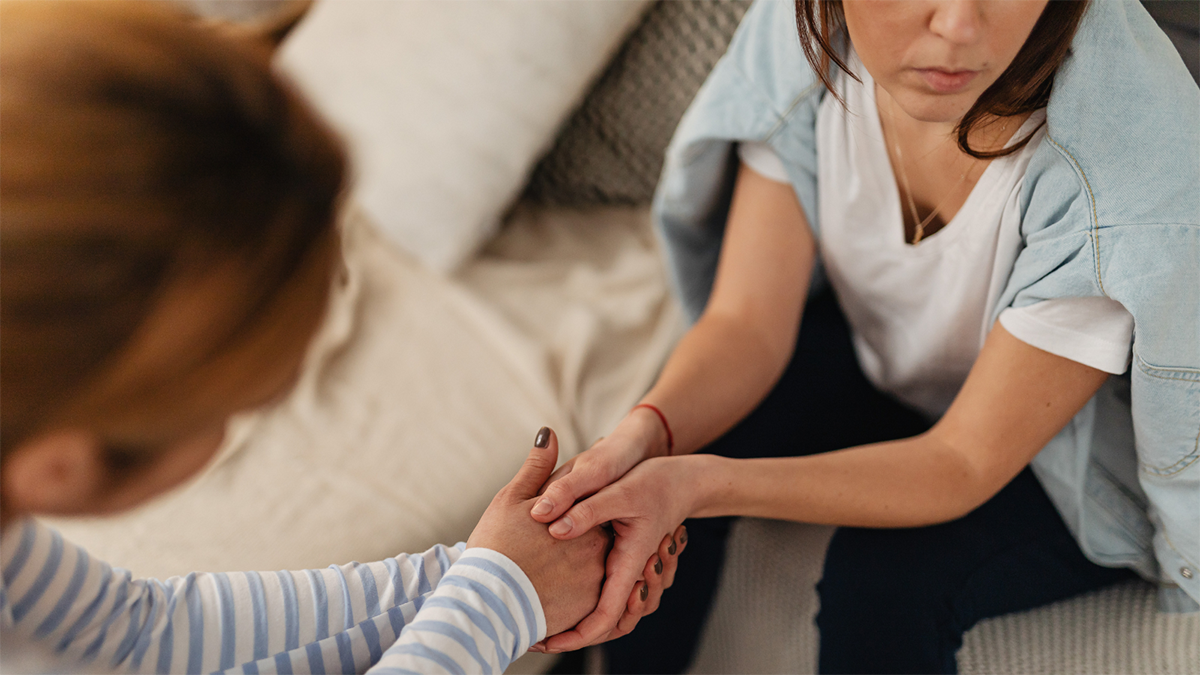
[928,0,981,45]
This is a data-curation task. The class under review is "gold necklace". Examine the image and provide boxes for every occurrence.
[883,98,1001,245]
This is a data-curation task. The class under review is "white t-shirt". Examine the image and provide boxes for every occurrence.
[738,57,1133,418]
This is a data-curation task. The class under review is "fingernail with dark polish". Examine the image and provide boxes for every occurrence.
[640,584,648,602]
[535,427,551,448]
[680,527,688,545]
[653,558,663,575]
[668,539,677,556]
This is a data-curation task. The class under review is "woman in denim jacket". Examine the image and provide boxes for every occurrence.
[526,0,1199,672]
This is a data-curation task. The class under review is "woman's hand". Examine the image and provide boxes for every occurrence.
[467,429,612,636]
[536,455,709,652]
[530,405,670,526]
[529,524,688,653]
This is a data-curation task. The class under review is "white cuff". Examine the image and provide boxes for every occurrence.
[999,299,1133,374]
[737,141,791,183]
[456,548,546,646]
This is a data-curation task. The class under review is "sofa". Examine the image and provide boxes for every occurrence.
[51,1,1199,673]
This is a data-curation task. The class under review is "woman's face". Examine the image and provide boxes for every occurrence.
[842,0,1049,124]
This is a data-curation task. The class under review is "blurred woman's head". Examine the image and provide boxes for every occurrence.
[0,1,345,521]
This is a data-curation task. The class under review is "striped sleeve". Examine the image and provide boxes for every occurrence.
[368,548,545,674]
[3,519,537,674]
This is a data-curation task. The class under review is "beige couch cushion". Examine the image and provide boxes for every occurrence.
[46,203,682,579]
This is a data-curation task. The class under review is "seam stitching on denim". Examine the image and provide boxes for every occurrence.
[1139,442,1200,477]
[1135,351,1200,379]
[1046,136,1106,297]
[766,80,822,141]
[1162,529,1200,573]
[1131,349,1200,475]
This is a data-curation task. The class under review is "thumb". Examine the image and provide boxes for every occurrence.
[505,427,559,502]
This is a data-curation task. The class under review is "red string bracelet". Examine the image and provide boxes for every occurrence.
[632,403,674,456]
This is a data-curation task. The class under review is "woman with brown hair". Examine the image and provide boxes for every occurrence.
[0,3,683,672]
[527,0,1199,672]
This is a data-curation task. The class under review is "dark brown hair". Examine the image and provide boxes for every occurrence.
[0,1,346,454]
[795,1,1090,158]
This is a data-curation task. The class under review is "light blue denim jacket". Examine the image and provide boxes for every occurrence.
[652,0,1199,611]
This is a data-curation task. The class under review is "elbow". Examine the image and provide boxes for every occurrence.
[918,430,1017,524]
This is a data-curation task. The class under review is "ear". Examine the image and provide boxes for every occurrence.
[1,430,111,518]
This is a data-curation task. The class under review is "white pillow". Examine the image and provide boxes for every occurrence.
[275,0,650,272]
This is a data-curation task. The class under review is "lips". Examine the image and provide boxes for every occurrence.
[915,68,979,94]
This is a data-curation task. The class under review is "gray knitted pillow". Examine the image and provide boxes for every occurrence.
[523,0,753,206]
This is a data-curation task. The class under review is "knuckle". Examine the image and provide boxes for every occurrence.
[541,482,564,502]
[545,481,576,504]
[526,455,554,474]
[571,501,596,527]
[607,552,642,578]
[589,606,614,626]
[619,615,640,635]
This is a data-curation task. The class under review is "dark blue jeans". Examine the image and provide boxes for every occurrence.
[600,288,1134,674]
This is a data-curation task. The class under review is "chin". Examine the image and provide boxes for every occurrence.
[893,90,977,125]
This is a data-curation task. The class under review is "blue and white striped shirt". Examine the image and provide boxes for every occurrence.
[0,519,545,674]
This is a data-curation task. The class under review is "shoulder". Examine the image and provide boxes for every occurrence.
[673,0,826,145]
[723,0,825,119]
[1013,0,1199,306]
[1034,0,1199,234]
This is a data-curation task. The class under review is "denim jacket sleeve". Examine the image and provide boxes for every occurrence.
[652,0,823,323]
[996,0,1200,610]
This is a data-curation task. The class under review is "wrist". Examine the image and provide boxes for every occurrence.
[626,404,672,459]
[455,548,548,646]
[684,454,737,519]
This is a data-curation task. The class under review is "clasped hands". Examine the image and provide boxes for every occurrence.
[467,426,689,653]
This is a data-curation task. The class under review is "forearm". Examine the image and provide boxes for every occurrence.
[688,432,1005,527]
[625,164,813,459]
[186,544,465,674]
[0,518,467,674]
[682,326,1109,528]
[369,548,544,674]
[633,310,798,457]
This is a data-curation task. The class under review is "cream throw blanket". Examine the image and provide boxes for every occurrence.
[48,203,682,580]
